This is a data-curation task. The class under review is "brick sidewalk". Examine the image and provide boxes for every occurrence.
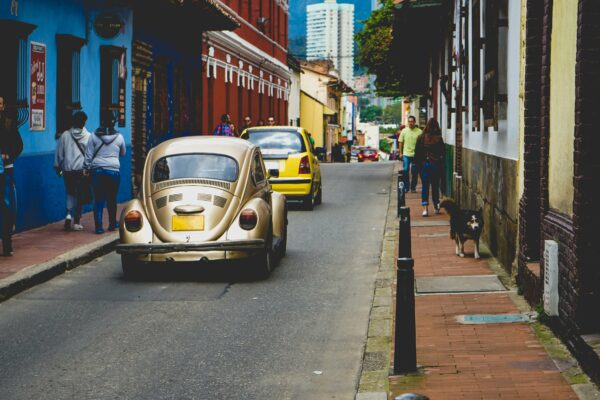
[389,190,578,399]
[0,207,123,288]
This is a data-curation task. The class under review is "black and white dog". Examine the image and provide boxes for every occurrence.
[439,198,484,259]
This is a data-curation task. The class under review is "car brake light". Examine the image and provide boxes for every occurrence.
[298,155,311,174]
[239,209,258,230]
[358,154,363,158]
[124,210,143,232]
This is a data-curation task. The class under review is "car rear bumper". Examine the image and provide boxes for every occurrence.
[116,239,266,255]
[270,178,312,196]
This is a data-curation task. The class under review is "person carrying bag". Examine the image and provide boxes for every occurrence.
[54,111,92,230]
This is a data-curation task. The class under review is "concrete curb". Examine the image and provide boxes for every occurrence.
[356,163,399,400]
[0,233,119,303]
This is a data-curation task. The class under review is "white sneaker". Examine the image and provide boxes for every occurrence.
[64,214,72,230]
[73,224,84,231]
[422,209,429,217]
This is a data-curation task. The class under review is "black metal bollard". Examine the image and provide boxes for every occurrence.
[397,170,406,216]
[394,207,417,374]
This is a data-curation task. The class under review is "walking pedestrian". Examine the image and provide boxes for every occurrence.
[213,114,234,136]
[0,95,23,256]
[54,111,91,231]
[414,118,445,217]
[84,110,126,234]
[398,116,422,193]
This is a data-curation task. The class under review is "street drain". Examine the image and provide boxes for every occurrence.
[457,313,536,324]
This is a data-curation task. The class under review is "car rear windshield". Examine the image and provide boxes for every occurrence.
[152,153,238,183]
[245,129,306,157]
[363,150,376,155]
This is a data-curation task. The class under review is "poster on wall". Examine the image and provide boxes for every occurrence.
[30,42,46,131]
[118,51,127,127]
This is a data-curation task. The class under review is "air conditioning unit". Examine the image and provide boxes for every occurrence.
[543,240,559,316]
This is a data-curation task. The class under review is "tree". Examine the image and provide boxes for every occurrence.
[361,105,383,122]
[382,102,403,125]
[355,0,401,96]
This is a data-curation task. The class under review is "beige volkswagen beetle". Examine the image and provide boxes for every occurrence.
[116,136,288,279]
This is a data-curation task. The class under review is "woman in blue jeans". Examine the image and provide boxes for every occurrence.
[84,110,126,234]
[414,118,445,217]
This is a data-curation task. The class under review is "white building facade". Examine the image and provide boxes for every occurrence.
[306,0,354,85]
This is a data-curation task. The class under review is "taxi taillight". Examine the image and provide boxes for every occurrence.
[124,210,143,232]
[298,155,311,174]
[239,209,258,230]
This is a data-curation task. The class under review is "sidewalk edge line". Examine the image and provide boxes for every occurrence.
[0,234,119,303]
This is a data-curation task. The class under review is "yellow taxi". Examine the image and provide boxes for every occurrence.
[241,126,322,210]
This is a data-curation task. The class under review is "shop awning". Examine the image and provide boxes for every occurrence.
[391,0,450,95]
[132,0,239,35]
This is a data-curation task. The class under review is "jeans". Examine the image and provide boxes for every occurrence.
[92,168,120,229]
[402,156,419,192]
[1,169,17,253]
[421,161,441,207]
[63,170,87,224]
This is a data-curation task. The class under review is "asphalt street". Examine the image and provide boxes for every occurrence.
[0,162,395,400]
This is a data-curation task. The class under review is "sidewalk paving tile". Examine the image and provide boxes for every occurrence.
[389,191,578,399]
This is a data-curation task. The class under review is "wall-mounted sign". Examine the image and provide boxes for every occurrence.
[94,12,124,39]
[30,42,46,131]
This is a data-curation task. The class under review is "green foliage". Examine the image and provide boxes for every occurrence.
[535,303,550,324]
[382,102,403,124]
[379,127,399,134]
[361,105,383,122]
[379,139,392,154]
[355,0,402,96]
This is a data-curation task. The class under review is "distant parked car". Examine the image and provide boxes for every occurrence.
[116,136,288,279]
[358,148,379,162]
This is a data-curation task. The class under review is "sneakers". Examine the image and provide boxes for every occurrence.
[73,224,84,231]
[95,227,105,234]
[422,209,429,217]
[108,222,120,232]
[64,214,72,231]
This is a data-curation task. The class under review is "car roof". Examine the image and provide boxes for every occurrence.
[149,136,255,161]
[244,126,304,133]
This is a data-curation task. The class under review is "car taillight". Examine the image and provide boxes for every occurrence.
[298,155,311,174]
[124,210,143,232]
[239,209,258,230]
[358,154,363,158]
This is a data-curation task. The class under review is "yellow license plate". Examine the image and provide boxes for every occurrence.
[172,215,204,231]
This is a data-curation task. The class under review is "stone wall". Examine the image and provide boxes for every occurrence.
[457,148,519,274]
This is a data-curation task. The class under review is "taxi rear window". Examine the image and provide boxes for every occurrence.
[244,129,306,157]
[152,153,238,183]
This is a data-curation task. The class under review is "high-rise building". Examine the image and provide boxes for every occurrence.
[306,0,354,84]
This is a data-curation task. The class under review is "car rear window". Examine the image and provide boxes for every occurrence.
[152,153,238,183]
[244,129,306,157]
[363,150,376,155]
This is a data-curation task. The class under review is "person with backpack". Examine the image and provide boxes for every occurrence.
[54,111,91,231]
[414,118,445,217]
[84,110,126,234]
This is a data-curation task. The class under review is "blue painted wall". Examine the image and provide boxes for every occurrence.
[1,0,133,231]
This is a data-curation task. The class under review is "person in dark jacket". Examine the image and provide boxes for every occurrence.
[0,96,24,256]
[84,110,126,234]
[414,118,445,217]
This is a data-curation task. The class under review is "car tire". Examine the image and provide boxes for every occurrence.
[303,192,314,210]
[276,209,288,261]
[314,182,322,206]
[252,228,273,279]
[121,256,142,279]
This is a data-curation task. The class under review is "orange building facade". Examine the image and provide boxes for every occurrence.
[202,0,291,132]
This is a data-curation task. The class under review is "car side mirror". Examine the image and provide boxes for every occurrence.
[268,169,279,178]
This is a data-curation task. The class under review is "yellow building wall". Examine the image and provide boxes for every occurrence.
[549,0,577,216]
[300,92,325,148]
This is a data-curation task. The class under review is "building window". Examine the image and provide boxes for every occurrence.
[100,45,126,126]
[153,57,169,137]
[0,20,37,127]
[471,0,481,131]
[56,34,84,135]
